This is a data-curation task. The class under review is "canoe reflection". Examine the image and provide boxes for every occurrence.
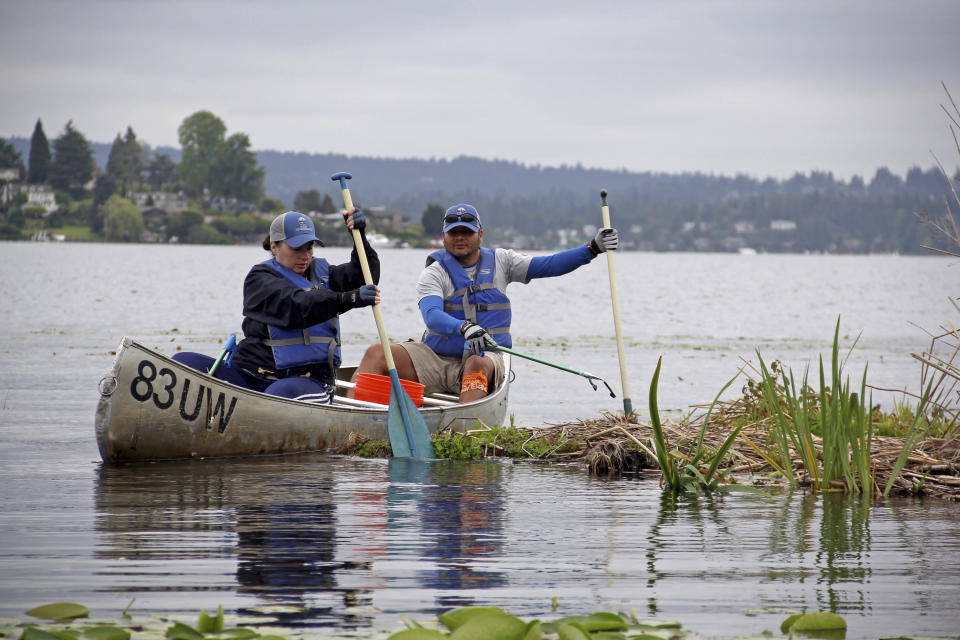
[93,454,507,624]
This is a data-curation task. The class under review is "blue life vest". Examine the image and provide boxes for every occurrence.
[423,248,512,356]
[261,258,341,371]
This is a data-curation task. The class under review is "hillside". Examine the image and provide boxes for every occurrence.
[6,136,956,253]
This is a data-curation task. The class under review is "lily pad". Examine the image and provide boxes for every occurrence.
[555,623,592,640]
[438,607,506,632]
[165,622,205,640]
[25,604,90,621]
[522,620,542,640]
[559,613,628,633]
[449,613,527,640]
[82,627,131,640]
[387,630,448,640]
[22,628,66,640]
[631,619,683,629]
[789,612,847,632]
[781,615,803,633]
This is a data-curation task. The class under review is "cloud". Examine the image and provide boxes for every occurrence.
[1,0,957,179]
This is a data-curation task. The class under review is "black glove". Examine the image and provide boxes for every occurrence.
[344,208,366,232]
[339,284,378,309]
[460,321,489,356]
[589,227,619,254]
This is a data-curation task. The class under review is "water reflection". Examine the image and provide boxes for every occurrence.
[387,458,507,609]
[642,489,882,623]
[94,454,507,625]
[816,494,871,613]
[95,456,365,625]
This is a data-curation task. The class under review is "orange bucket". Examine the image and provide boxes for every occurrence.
[355,373,425,407]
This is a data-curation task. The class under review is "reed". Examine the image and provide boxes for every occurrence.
[648,356,680,489]
[648,356,758,495]
[883,380,934,497]
[755,317,876,494]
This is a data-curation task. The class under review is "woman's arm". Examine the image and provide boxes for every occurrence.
[243,265,345,328]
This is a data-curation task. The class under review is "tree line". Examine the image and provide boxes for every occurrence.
[0,112,271,242]
[2,113,957,253]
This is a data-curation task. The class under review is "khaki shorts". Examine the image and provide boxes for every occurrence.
[397,341,506,396]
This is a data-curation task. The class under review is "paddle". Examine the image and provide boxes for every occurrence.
[485,342,616,397]
[208,333,237,376]
[330,171,434,459]
[600,189,633,414]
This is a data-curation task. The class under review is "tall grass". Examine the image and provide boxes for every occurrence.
[648,356,762,496]
[755,318,875,493]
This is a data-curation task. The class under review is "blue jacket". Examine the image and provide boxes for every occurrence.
[423,248,512,356]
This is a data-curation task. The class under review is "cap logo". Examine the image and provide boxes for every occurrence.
[297,216,309,231]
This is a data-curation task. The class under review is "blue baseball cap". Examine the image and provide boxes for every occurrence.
[269,211,324,248]
[443,203,482,233]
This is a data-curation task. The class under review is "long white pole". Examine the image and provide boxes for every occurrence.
[600,189,632,414]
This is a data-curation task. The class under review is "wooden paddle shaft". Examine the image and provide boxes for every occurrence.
[339,187,398,368]
[339,185,399,372]
[600,191,632,413]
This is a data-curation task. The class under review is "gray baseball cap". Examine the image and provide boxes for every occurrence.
[269,211,324,248]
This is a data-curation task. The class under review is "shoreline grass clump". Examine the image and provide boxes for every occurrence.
[753,317,883,494]
[337,311,960,500]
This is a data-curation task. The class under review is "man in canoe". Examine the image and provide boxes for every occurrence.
[174,209,380,402]
[351,203,618,402]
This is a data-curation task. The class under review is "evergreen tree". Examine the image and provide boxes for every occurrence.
[28,119,51,183]
[48,121,95,191]
[93,173,118,208]
[421,203,445,233]
[319,193,337,214]
[105,126,144,196]
[0,138,25,176]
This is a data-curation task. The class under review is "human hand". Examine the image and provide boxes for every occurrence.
[460,322,489,356]
[342,284,379,308]
[590,227,619,253]
[344,208,366,232]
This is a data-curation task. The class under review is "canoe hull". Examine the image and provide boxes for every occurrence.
[95,337,510,462]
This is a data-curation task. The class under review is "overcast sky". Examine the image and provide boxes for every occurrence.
[2,0,958,180]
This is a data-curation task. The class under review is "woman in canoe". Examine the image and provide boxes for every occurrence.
[173,209,380,403]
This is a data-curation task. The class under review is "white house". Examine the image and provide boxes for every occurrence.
[770,219,797,232]
[0,183,57,213]
[131,191,188,214]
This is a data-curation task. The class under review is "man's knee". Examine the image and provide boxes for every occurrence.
[463,354,494,376]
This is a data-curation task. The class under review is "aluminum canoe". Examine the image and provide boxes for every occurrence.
[95,337,510,462]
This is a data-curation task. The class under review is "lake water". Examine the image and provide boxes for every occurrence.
[0,242,958,638]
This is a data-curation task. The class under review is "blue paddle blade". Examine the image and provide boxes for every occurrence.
[386,370,434,458]
[386,395,413,458]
